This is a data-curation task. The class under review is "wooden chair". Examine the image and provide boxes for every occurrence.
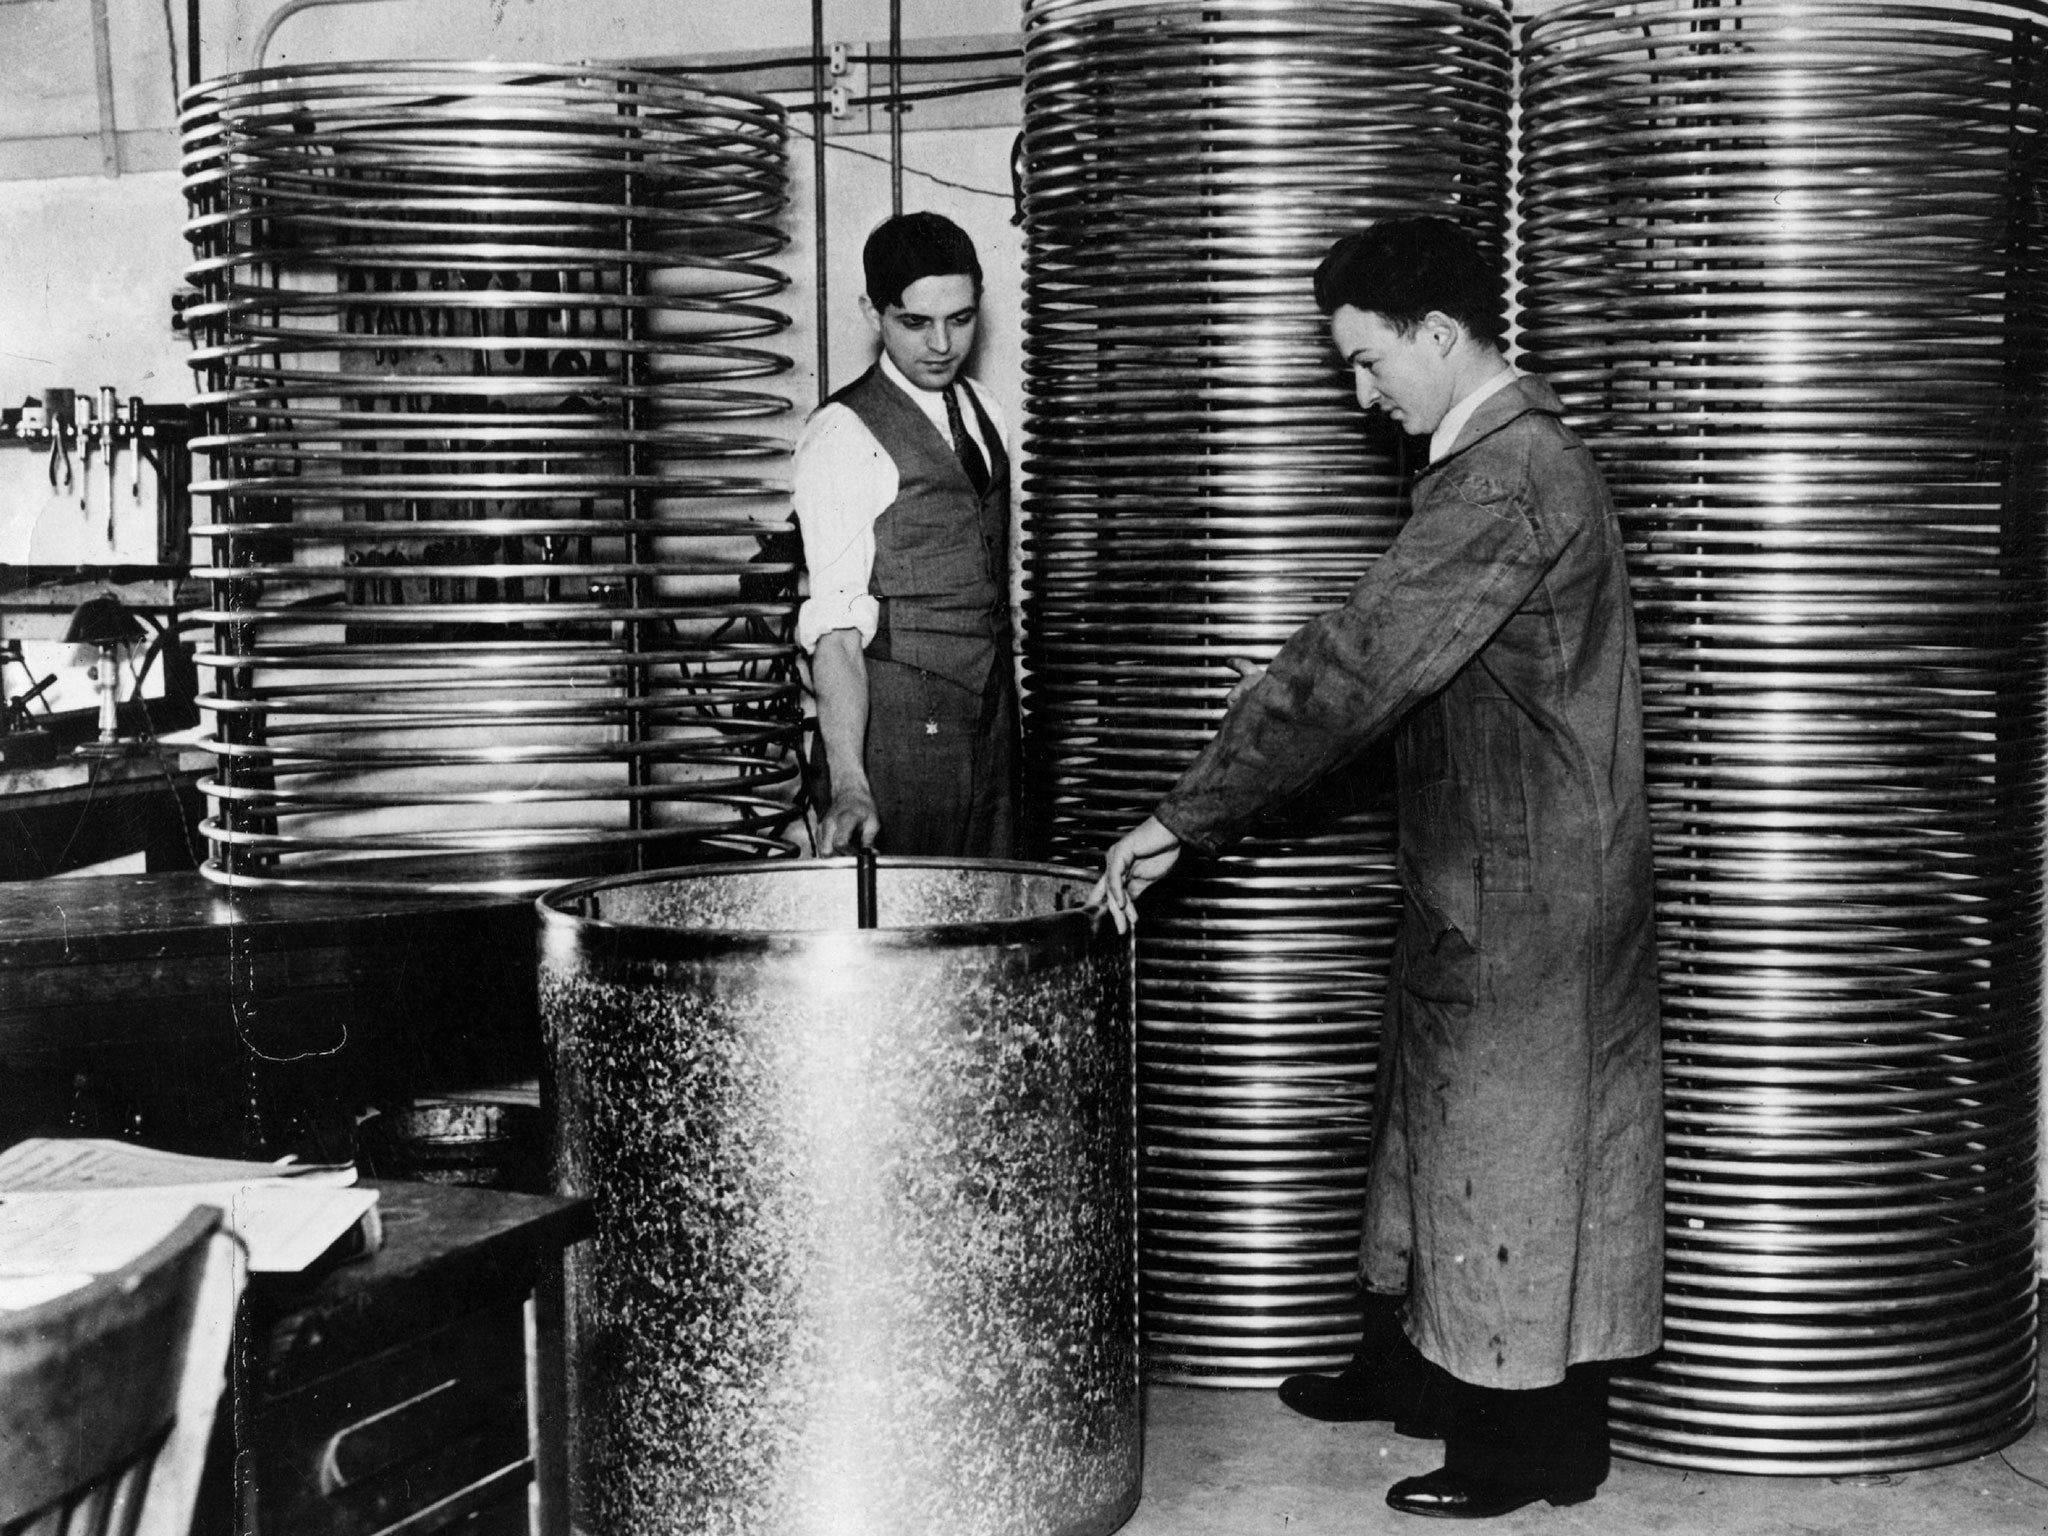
[0,1206,239,1536]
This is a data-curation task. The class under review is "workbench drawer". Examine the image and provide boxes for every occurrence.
[252,1302,534,1536]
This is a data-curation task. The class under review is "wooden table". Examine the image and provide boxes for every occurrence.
[203,1181,593,1536]
[0,872,540,1160]
[0,746,207,878]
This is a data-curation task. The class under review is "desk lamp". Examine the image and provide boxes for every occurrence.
[64,593,145,759]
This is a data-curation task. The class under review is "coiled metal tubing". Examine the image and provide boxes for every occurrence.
[1521,0,2048,1473]
[179,62,799,892]
[1018,0,1511,1384]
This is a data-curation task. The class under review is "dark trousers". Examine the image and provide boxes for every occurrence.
[1359,1291,1611,1492]
[1442,1363,1610,1491]
[863,657,1017,858]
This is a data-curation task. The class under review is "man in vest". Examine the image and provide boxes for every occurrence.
[1094,216,1662,1520]
[793,211,1015,857]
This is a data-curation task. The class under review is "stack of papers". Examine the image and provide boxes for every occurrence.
[0,1137,381,1309]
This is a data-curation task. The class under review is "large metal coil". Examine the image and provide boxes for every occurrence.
[1521,0,2048,1474]
[179,62,800,893]
[1018,0,1512,1384]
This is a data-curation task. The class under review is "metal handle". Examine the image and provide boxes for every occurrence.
[855,846,877,930]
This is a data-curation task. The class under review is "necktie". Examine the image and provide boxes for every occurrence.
[943,383,993,498]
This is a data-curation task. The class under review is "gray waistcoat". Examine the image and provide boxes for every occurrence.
[828,366,1009,695]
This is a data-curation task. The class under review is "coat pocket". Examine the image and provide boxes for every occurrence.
[1476,694,1534,892]
[1397,873,1478,1007]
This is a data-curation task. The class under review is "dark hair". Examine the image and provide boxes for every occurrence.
[863,211,983,311]
[1312,216,1506,346]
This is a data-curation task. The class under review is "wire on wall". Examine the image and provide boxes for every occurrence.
[810,0,830,401]
[888,0,903,214]
[782,119,1014,203]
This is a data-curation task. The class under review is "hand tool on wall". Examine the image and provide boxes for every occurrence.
[43,387,74,491]
[99,387,118,543]
[73,392,94,511]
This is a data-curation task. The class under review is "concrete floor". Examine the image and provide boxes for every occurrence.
[1118,1366,2048,1536]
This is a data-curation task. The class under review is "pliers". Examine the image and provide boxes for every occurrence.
[46,426,70,490]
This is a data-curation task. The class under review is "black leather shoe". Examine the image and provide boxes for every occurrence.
[1276,1369,1448,1438]
[1386,1466,1597,1519]
[1278,1368,1386,1422]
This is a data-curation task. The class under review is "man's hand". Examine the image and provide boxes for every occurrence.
[818,780,881,854]
[1225,655,1268,708]
[1090,815,1184,933]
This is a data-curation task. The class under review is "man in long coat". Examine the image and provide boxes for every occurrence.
[1094,216,1662,1520]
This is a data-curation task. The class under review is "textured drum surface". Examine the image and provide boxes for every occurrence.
[539,861,1139,1536]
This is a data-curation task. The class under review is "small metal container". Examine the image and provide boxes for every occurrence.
[365,1096,541,1190]
[538,858,1140,1536]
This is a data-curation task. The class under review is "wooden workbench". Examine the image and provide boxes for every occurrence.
[0,745,207,877]
[0,872,541,1161]
[199,1180,593,1536]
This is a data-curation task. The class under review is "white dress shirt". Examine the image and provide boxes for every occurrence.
[1429,366,1520,465]
[792,353,1005,652]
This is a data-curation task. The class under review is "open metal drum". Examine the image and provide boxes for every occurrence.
[538,858,1140,1536]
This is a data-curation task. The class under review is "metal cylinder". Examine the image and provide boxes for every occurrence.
[1521,0,2048,1474]
[179,62,801,893]
[538,859,1140,1536]
[1017,0,1512,1384]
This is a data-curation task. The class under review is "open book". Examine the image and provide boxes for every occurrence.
[0,1137,382,1307]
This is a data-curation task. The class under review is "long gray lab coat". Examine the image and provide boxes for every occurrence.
[1155,374,1663,1390]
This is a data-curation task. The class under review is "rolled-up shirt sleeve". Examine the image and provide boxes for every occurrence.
[793,403,896,652]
